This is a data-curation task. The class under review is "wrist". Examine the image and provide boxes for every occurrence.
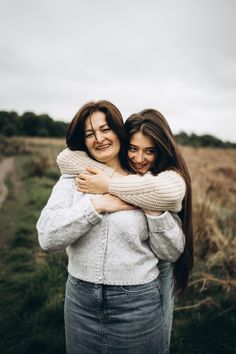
[103,176,110,193]
[91,199,103,214]
[144,210,164,216]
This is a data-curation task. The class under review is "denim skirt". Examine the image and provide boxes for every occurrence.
[64,274,167,354]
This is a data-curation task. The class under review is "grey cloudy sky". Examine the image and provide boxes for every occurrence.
[0,0,236,141]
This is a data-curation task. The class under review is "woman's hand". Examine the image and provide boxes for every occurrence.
[76,167,110,194]
[144,210,163,216]
[91,194,137,214]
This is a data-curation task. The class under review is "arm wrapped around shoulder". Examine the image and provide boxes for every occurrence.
[109,170,186,213]
[57,148,115,176]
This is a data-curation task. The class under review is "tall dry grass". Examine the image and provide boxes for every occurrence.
[0,138,235,353]
[182,147,236,279]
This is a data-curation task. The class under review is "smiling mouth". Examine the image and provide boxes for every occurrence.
[96,144,111,151]
[132,162,148,171]
[133,163,147,169]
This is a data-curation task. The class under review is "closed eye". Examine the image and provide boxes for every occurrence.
[85,132,95,138]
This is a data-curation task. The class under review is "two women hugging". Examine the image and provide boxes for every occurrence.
[37,100,193,354]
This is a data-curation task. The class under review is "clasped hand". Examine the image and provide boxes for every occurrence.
[75,166,136,213]
[90,194,137,214]
[75,166,110,194]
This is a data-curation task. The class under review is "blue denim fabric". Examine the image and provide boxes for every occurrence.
[158,261,174,348]
[64,274,168,354]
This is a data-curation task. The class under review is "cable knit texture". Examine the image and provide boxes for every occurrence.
[37,175,185,285]
[57,148,186,212]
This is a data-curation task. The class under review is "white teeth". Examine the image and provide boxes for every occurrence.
[96,144,111,150]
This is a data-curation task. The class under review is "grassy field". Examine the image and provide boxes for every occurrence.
[0,137,235,354]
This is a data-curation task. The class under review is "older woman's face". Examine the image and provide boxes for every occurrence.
[84,111,121,166]
[128,131,157,175]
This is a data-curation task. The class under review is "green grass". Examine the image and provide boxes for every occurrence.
[0,146,235,353]
[0,154,67,354]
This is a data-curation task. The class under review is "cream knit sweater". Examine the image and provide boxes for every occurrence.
[37,175,185,284]
[57,148,186,213]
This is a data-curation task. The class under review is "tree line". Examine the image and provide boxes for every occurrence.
[0,111,68,137]
[0,110,235,148]
[175,131,236,148]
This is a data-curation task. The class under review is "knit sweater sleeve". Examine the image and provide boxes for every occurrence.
[57,148,115,176]
[56,148,186,213]
[36,175,102,252]
[146,211,185,262]
[109,171,186,213]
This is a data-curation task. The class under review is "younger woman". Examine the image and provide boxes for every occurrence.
[57,108,194,347]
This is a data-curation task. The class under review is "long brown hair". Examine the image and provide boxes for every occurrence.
[66,100,128,170]
[125,109,194,292]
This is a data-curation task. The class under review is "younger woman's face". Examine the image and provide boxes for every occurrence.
[128,131,157,175]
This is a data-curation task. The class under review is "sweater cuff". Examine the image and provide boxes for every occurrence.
[146,211,174,232]
[75,195,102,225]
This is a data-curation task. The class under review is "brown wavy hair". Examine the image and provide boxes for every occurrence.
[66,100,128,170]
[125,109,194,292]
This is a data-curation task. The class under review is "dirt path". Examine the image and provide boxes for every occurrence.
[0,157,14,208]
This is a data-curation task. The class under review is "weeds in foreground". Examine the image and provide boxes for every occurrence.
[0,140,235,353]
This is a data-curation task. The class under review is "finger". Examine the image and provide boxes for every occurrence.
[77,187,89,193]
[75,179,87,189]
[85,166,99,174]
[76,178,87,185]
[76,176,84,184]
[75,176,81,184]
[78,173,88,180]
[124,205,137,210]
[77,182,88,190]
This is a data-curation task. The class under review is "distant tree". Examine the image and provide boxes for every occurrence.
[0,111,20,136]
[52,121,68,137]
[19,112,68,137]
[21,112,42,136]
[37,114,54,136]
[175,131,236,148]
[200,134,224,147]
[0,110,234,147]
[175,131,189,146]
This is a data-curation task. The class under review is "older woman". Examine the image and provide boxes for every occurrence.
[37,101,187,354]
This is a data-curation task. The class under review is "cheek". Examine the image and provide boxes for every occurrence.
[85,139,95,156]
[148,156,156,165]
[85,139,91,149]
[127,152,134,160]
[113,135,121,151]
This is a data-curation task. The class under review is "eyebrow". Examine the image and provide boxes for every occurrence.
[129,143,156,149]
[85,123,109,133]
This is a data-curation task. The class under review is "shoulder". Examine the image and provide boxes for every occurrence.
[57,148,87,161]
[52,174,77,191]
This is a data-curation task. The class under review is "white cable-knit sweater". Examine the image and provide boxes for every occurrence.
[57,149,186,212]
[37,175,185,285]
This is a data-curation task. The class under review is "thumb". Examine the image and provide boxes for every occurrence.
[85,166,100,175]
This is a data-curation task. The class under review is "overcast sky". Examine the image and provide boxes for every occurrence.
[0,0,236,142]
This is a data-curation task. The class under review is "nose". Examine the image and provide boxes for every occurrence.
[94,131,105,143]
[134,151,144,163]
